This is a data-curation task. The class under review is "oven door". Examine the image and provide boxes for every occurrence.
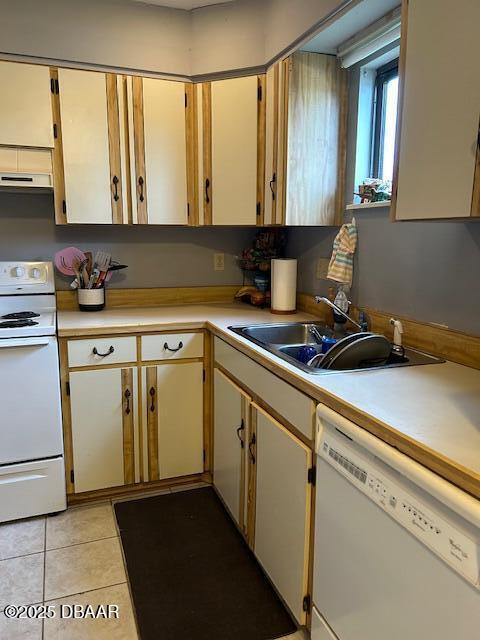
[313,458,480,640]
[0,336,63,465]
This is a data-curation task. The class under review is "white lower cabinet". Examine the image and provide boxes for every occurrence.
[253,404,312,625]
[213,369,250,531]
[142,362,204,481]
[213,364,313,626]
[69,367,138,493]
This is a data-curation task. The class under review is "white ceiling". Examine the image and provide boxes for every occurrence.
[302,0,399,54]
[132,0,236,9]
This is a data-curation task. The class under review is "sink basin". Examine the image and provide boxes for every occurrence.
[229,322,445,374]
[237,322,336,346]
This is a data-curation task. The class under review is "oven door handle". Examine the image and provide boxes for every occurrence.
[0,338,50,348]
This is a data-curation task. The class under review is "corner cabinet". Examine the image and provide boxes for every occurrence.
[264,53,348,226]
[61,331,206,498]
[213,369,250,534]
[213,350,314,626]
[198,75,264,225]
[52,69,195,225]
[252,404,312,625]
[392,0,480,220]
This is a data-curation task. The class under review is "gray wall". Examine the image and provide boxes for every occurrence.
[0,193,255,290]
[288,214,480,336]
[287,61,480,336]
[0,0,342,77]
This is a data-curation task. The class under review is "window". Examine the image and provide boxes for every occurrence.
[371,59,399,182]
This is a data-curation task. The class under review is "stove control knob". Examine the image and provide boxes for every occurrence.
[13,266,25,278]
[31,268,41,279]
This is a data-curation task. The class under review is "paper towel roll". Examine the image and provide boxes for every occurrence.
[271,258,297,313]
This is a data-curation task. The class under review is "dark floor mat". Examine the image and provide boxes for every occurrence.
[115,486,297,640]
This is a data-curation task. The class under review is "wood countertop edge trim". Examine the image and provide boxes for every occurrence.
[57,316,480,499]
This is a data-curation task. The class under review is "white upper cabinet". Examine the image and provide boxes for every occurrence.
[0,61,53,148]
[57,69,124,224]
[200,76,261,225]
[128,76,191,225]
[393,0,480,220]
[264,54,347,227]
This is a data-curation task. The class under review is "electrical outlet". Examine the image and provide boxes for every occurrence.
[316,258,330,280]
[214,253,225,271]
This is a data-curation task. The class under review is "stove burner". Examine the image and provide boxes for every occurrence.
[0,319,39,328]
[2,311,41,320]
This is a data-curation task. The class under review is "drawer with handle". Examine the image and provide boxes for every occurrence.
[67,336,137,368]
[141,332,203,361]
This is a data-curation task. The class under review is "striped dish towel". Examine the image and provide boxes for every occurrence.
[327,217,357,286]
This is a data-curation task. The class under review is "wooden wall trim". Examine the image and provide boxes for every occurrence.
[106,73,124,225]
[49,67,67,225]
[202,82,212,225]
[121,367,135,484]
[185,83,199,226]
[256,74,266,226]
[472,112,480,217]
[297,292,480,370]
[56,285,239,311]
[131,76,148,224]
[146,365,159,481]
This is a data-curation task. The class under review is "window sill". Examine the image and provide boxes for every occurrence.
[346,200,391,210]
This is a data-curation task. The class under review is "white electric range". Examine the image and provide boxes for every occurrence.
[0,261,66,522]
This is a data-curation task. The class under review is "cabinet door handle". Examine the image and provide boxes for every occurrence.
[92,345,114,357]
[236,419,245,448]
[149,386,156,412]
[205,178,210,204]
[124,388,131,415]
[163,341,183,353]
[248,433,256,464]
[112,175,119,202]
[269,172,276,200]
[138,176,145,202]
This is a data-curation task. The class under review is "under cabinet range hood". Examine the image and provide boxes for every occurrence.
[0,146,53,191]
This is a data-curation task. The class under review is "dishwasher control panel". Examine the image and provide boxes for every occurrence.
[320,433,480,588]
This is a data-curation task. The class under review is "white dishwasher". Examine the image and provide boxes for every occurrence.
[312,404,480,640]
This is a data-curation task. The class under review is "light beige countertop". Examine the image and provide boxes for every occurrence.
[58,303,480,498]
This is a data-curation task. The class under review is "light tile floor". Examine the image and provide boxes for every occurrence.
[0,483,307,640]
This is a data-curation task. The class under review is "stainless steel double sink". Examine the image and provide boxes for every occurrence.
[228,322,444,374]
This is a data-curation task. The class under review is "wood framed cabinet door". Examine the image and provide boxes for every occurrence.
[200,75,264,225]
[69,367,138,493]
[284,53,347,226]
[264,61,288,226]
[127,76,194,225]
[0,61,53,148]
[213,368,250,532]
[392,0,480,220]
[251,403,313,625]
[55,69,125,224]
[142,362,204,481]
